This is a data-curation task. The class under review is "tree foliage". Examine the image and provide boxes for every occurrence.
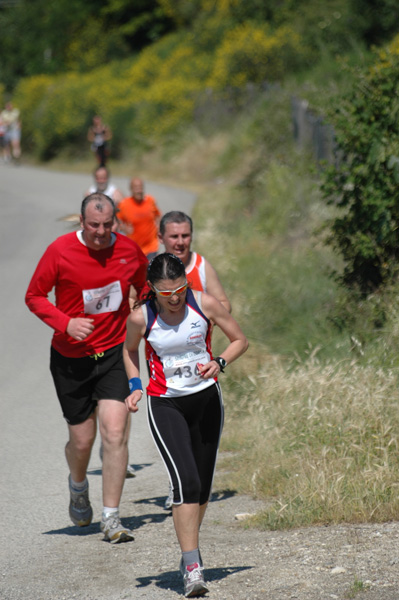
[321,35,399,294]
[1,0,399,91]
[0,0,174,89]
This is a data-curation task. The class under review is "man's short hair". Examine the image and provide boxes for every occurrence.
[94,165,109,177]
[81,193,116,220]
[160,211,193,236]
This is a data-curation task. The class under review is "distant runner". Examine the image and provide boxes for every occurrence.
[117,177,161,260]
[85,166,124,206]
[87,115,112,167]
[1,101,21,163]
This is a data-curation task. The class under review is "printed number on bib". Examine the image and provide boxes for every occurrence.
[83,281,123,314]
[164,351,209,387]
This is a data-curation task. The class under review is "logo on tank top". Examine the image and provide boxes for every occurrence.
[187,332,204,346]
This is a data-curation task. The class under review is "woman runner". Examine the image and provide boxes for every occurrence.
[123,253,248,597]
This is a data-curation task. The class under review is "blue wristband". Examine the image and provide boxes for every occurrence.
[129,377,143,393]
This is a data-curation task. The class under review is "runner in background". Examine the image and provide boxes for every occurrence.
[117,177,161,260]
[1,101,21,163]
[158,211,231,312]
[62,167,124,232]
[85,166,124,207]
[87,115,112,167]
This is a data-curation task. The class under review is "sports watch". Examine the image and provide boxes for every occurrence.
[214,356,227,372]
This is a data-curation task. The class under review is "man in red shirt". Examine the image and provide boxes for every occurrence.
[117,178,161,260]
[25,193,148,543]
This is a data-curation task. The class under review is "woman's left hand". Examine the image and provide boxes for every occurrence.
[197,360,221,379]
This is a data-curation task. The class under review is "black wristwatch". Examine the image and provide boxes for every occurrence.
[214,356,227,372]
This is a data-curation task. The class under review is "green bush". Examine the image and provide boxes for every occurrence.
[321,34,399,294]
[207,23,304,89]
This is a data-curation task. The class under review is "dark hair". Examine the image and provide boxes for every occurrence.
[159,211,193,236]
[148,252,185,283]
[134,253,186,308]
[81,193,116,220]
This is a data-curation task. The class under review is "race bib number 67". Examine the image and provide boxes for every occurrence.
[82,280,123,314]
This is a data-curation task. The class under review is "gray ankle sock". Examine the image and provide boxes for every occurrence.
[182,549,201,569]
[70,476,88,491]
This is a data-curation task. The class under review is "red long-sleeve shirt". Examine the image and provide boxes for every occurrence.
[25,231,148,358]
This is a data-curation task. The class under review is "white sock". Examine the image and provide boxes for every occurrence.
[102,506,119,519]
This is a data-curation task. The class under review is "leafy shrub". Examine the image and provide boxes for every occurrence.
[10,21,304,158]
[12,32,213,157]
[13,75,54,151]
[207,23,304,89]
[64,18,129,72]
[321,34,399,294]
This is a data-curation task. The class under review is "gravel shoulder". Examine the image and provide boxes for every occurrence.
[1,163,399,600]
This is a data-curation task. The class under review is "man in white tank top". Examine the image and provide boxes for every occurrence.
[85,166,124,207]
[158,211,231,313]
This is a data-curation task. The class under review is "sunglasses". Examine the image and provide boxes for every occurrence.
[153,282,188,298]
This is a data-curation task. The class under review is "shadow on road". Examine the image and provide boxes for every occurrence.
[136,565,253,594]
[87,462,154,477]
[43,512,170,537]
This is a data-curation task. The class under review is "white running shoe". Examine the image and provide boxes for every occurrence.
[180,560,209,598]
[164,483,173,510]
[126,464,136,478]
[100,514,134,544]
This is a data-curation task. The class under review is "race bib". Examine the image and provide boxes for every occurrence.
[163,350,209,387]
[82,281,123,315]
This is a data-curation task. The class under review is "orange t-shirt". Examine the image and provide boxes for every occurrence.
[117,195,161,255]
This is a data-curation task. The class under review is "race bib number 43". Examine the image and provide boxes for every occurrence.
[82,281,123,314]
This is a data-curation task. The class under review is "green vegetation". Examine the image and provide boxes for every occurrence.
[2,0,399,530]
[346,577,370,598]
[322,37,399,294]
[185,83,399,528]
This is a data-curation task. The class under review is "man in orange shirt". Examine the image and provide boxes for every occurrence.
[117,178,161,259]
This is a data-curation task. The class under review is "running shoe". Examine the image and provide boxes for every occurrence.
[180,560,209,598]
[100,514,135,544]
[126,464,136,478]
[68,475,93,527]
[164,483,173,510]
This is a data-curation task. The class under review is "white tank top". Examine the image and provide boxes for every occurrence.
[144,289,215,397]
[88,183,117,198]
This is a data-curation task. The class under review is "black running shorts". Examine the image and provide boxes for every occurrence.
[50,343,129,425]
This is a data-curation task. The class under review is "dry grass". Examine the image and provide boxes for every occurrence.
[217,350,399,529]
